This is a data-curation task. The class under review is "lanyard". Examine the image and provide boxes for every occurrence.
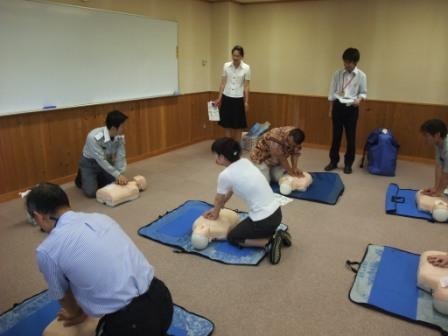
[49,216,60,228]
[340,72,355,91]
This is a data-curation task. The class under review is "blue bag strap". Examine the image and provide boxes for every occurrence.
[360,129,381,168]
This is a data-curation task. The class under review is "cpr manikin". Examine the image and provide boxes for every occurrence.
[43,317,99,336]
[191,208,240,250]
[96,175,147,207]
[416,190,448,222]
[278,172,313,195]
[418,251,448,315]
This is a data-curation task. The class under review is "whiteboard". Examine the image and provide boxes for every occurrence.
[0,0,179,116]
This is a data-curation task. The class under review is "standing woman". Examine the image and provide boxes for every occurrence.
[214,45,250,142]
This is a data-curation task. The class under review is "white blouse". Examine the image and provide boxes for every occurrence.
[222,61,251,98]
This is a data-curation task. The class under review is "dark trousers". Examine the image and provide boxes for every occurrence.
[75,156,115,198]
[227,207,282,245]
[329,100,359,167]
[96,277,174,336]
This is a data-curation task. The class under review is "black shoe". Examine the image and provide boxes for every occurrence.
[343,166,353,174]
[269,232,283,265]
[324,163,338,171]
[279,230,292,247]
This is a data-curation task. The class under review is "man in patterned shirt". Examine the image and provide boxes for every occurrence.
[250,126,305,182]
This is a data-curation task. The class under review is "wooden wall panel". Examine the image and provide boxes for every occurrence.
[190,93,214,142]
[248,92,448,160]
[0,93,213,200]
[1,91,447,201]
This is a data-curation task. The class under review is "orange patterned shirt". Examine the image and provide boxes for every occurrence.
[250,126,301,166]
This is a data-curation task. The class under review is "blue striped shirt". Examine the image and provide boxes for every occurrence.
[36,211,154,317]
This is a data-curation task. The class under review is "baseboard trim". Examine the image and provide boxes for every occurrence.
[0,138,210,203]
[0,138,434,203]
[302,142,434,165]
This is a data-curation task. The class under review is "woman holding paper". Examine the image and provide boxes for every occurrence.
[213,45,250,142]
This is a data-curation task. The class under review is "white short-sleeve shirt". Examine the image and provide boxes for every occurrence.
[328,67,367,102]
[222,61,251,98]
[217,158,279,221]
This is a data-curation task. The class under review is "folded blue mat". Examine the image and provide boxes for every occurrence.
[0,291,214,336]
[347,244,448,334]
[138,200,286,266]
[385,183,433,221]
[271,172,344,205]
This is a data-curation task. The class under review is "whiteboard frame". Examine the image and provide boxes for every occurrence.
[0,0,180,117]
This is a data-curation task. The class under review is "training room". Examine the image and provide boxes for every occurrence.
[1,0,448,335]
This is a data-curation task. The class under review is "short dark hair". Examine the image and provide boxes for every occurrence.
[25,183,70,216]
[105,110,128,129]
[211,137,241,163]
[342,48,360,63]
[420,119,447,138]
[288,128,305,145]
[231,45,244,57]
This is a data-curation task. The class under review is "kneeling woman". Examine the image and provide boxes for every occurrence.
[204,137,291,264]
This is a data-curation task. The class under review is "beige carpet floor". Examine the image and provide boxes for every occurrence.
[0,141,445,335]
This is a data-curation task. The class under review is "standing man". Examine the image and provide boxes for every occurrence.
[324,48,367,174]
[75,110,129,197]
[26,182,173,335]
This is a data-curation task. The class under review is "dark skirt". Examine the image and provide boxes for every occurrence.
[218,94,247,129]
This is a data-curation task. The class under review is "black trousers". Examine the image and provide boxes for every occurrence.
[227,207,282,245]
[329,100,359,167]
[96,278,173,336]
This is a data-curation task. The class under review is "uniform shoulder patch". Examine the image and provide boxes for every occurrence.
[94,132,104,141]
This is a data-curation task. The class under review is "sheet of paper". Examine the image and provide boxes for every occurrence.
[337,97,355,105]
[274,193,294,207]
[207,101,220,121]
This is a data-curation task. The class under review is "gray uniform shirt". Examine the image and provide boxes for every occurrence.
[435,136,448,173]
[82,126,126,178]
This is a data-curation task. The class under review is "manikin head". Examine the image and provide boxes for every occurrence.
[433,201,448,222]
[279,173,313,195]
[191,209,240,250]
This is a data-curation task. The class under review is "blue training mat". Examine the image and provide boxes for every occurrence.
[347,244,448,335]
[138,200,286,266]
[271,172,344,205]
[385,183,433,221]
[0,291,214,336]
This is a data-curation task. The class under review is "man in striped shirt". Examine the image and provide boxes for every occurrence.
[26,182,173,335]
